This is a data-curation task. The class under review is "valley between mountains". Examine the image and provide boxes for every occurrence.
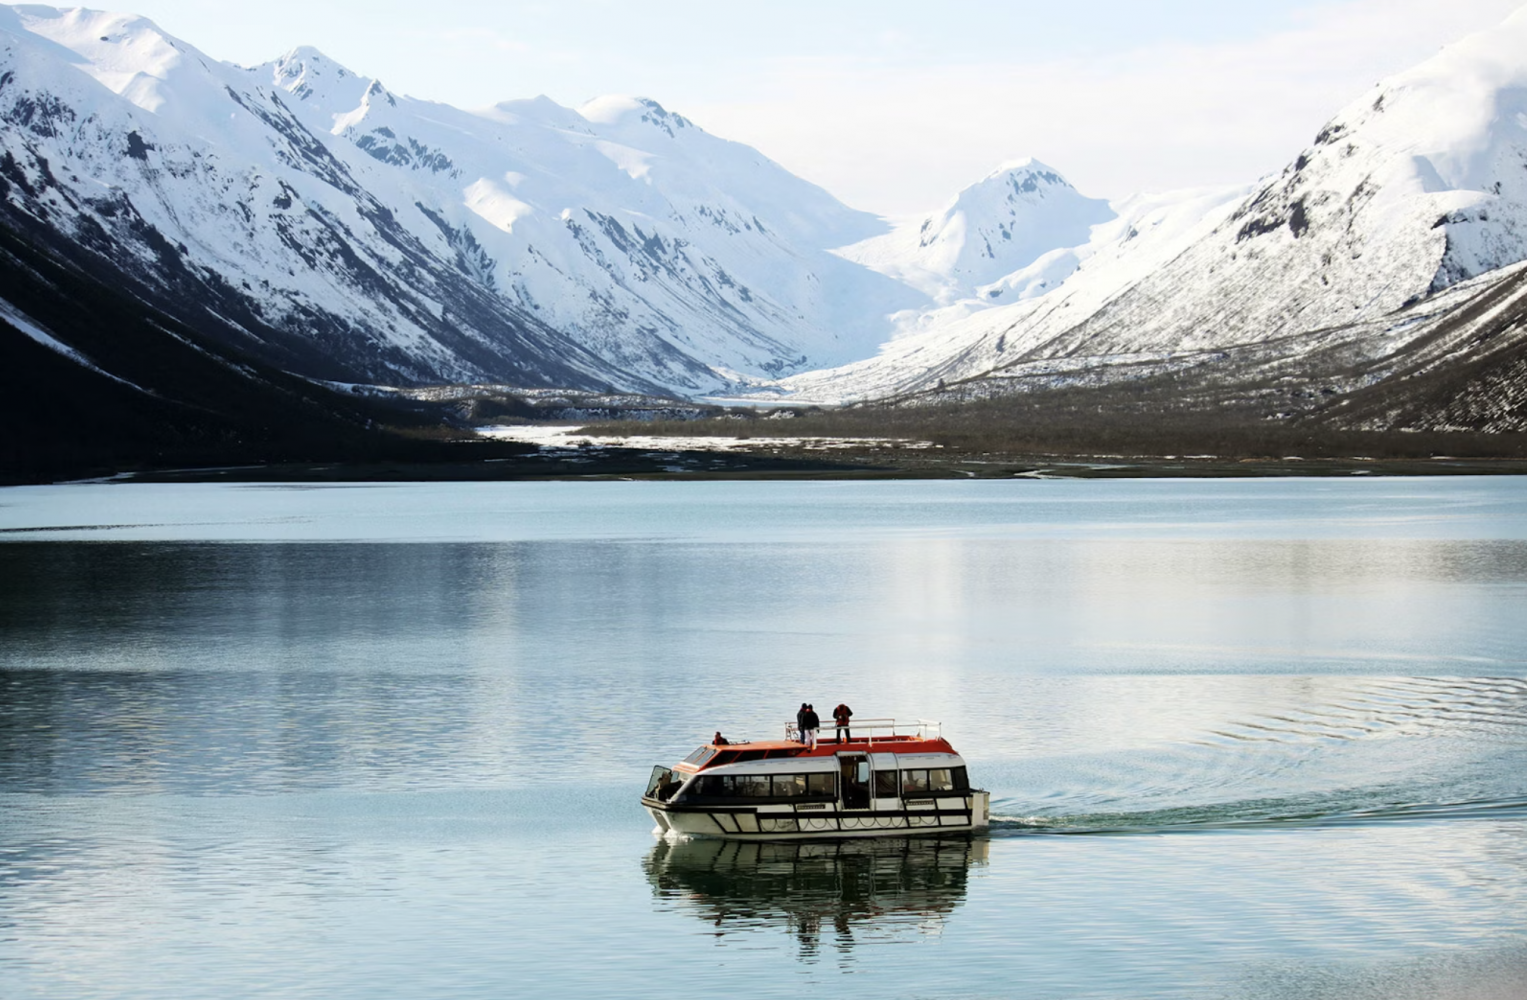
[3,3,1527,481]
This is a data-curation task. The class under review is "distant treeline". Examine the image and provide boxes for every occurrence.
[586,388,1527,461]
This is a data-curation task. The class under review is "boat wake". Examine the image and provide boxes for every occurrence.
[986,675,1527,836]
[991,792,1527,835]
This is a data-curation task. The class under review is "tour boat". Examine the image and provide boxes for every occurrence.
[642,719,990,839]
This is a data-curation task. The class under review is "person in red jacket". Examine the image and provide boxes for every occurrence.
[833,703,853,743]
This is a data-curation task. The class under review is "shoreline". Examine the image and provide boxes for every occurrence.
[15,447,1527,486]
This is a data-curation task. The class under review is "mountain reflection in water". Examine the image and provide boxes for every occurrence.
[643,835,986,957]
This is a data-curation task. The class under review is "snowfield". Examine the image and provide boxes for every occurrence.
[478,424,937,454]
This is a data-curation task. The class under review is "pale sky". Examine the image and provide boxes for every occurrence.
[109,0,1525,215]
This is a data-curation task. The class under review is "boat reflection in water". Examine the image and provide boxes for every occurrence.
[643,835,987,958]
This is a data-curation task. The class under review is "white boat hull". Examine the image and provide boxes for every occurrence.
[647,790,990,840]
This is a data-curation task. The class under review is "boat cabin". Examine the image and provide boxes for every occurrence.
[643,719,989,840]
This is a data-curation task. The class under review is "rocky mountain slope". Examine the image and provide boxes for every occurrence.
[0,5,917,398]
[785,5,1527,426]
[887,255,1527,436]
[0,208,534,482]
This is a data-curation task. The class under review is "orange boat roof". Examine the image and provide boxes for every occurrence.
[676,735,958,772]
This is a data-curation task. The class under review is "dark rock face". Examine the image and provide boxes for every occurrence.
[895,258,1527,437]
[0,214,525,482]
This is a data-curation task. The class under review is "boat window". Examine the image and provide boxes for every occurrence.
[688,772,836,801]
[901,767,965,796]
[874,769,898,797]
[646,766,682,802]
[774,774,807,797]
[735,775,772,798]
[709,751,739,767]
[682,747,718,767]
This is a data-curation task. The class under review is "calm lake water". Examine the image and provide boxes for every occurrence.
[1,479,1525,999]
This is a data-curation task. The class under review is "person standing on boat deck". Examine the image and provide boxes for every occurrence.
[833,703,853,743]
[796,703,810,744]
[803,704,821,749]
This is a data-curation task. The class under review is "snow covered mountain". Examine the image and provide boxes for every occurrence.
[833,159,1115,306]
[786,5,1527,406]
[6,0,1527,439]
[0,4,918,396]
[784,184,1252,400]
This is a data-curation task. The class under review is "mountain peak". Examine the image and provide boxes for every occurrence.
[272,45,351,78]
[960,159,1076,206]
[268,45,369,104]
[277,44,330,65]
[832,158,1115,304]
[987,158,1066,183]
[923,160,1113,278]
[579,95,697,137]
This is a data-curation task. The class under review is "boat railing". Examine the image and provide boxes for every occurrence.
[783,717,941,744]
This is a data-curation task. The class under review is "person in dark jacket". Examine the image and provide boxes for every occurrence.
[832,703,853,743]
[796,703,810,743]
[802,704,821,749]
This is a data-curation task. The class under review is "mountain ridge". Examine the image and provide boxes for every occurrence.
[784,5,1527,408]
[0,4,920,398]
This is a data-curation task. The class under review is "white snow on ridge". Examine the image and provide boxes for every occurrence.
[0,4,921,393]
[782,6,1527,403]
